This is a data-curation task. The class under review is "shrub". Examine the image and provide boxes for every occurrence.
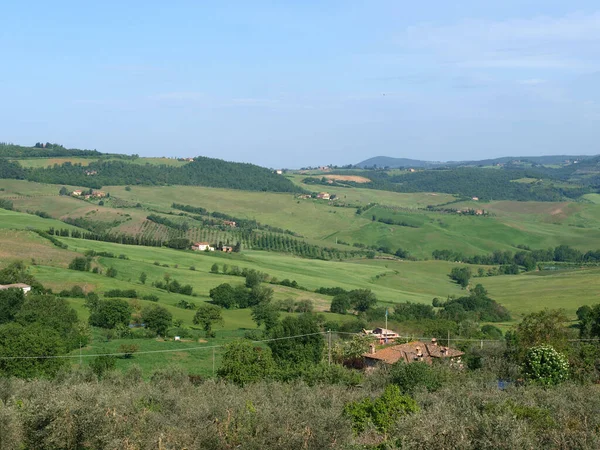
[522,345,569,386]
[344,385,418,434]
[390,362,445,395]
[118,344,139,359]
[89,354,116,378]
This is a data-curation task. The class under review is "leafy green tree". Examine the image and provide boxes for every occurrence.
[88,299,132,329]
[330,294,351,314]
[15,294,88,351]
[0,323,67,378]
[68,257,91,272]
[295,299,314,313]
[248,285,273,307]
[268,314,324,365]
[141,305,172,336]
[522,345,569,386]
[245,270,261,289]
[193,304,224,337]
[58,186,69,195]
[515,309,571,354]
[210,263,219,274]
[0,288,25,325]
[217,339,275,385]
[449,267,471,288]
[0,261,37,286]
[139,272,147,284]
[210,283,236,309]
[251,301,280,331]
[577,304,600,339]
[106,266,117,278]
[348,289,377,312]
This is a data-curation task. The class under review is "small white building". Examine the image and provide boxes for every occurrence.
[192,242,215,251]
[0,283,31,295]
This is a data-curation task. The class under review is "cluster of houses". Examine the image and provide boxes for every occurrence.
[296,192,333,200]
[191,242,233,252]
[360,327,464,369]
[71,190,106,199]
[456,208,485,216]
[0,284,31,294]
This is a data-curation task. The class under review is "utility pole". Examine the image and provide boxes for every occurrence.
[212,347,215,377]
[79,341,82,366]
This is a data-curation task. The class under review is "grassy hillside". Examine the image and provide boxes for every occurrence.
[5,178,600,260]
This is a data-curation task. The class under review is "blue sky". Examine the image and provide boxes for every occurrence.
[1,1,599,167]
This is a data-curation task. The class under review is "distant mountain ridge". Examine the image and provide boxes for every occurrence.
[356,155,598,169]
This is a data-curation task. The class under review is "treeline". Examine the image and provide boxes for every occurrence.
[433,244,600,272]
[316,167,591,201]
[47,227,164,247]
[2,157,303,193]
[0,142,104,158]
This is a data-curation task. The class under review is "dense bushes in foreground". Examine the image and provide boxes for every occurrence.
[1,366,600,449]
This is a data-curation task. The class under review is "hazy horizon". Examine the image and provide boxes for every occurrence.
[2,1,600,167]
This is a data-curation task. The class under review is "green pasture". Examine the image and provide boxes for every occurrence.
[0,208,83,231]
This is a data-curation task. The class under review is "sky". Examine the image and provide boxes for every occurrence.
[1,1,600,168]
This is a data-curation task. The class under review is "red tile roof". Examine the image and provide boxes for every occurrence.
[363,341,464,365]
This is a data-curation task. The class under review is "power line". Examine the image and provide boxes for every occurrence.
[0,332,327,361]
[0,331,596,361]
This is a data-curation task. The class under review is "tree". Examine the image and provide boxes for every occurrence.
[268,314,324,365]
[217,339,275,385]
[348,289,377,312]
[0,288,25,325]
[295,299,314,313]
[449,267,471,288]
[16,294,87,351]
[515,309,571,354]
[106,266,117,278]
[251,301,280,331]
[68,257,90,272]
[210,263,219,274]
[193,304,224,337]
[245,270,261,289]
[577,304,600,339]
[59,186,69,195]
[209,283,236,309]
[330,294,351,314]
[139,272,147,285]
[0,261,38,287]
[0,323,67,378]
[141,305,172,336]
[248,285,273,307]
[88,299,132,329]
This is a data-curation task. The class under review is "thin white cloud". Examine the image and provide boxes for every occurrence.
[151,92,204,101]
[518,78,547,85]
[400,12,600,71]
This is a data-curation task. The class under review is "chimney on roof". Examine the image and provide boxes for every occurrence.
[369,344,376,354]
[416,347,422,357]
[431,338,437,346]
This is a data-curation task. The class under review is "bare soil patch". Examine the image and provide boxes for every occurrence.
[323,175,371,183]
